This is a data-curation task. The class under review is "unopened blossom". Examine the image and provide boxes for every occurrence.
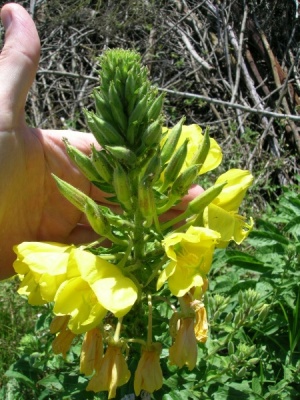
[204,169,254,246]
[157,226,220,296]
[80,327,104,376]
[86,342,131,398]
[169,317,198,370]
[13,242,77,305]
[134,343,163,396]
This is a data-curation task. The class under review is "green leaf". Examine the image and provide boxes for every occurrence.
[38,374,64,391]
[226,253,268,273]
[247,230,289,247]
[4,371,36,390]
[284,216,300,237]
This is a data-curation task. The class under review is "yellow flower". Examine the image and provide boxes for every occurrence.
[13,242,78,305]
[86,343,131,398]
[134,343,163,396]
[157,226,220,296]
[203,169,254,246]
[161,124,222,175]
[53,248,138,334]
[169,317,197,370]
[80,327,104,376]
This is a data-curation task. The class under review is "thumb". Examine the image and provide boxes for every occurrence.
[0,3,40,128]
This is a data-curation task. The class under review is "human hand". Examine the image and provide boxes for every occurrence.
[0,4,202,280]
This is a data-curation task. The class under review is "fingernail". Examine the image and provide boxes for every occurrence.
[1,9,12,30]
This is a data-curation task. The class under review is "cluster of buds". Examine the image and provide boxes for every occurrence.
[13,49,254,398]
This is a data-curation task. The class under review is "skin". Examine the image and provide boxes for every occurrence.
[0,4,202,280]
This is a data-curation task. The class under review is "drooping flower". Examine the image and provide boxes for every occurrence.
[53,247,138,334]
[161,124,222,175]
[169,317,198,370]
[86,342,131,398]
[193,302,208,343]
[203,169,254,246]
[13,242,78,305]
[50,315,77,358]
[134,343,163,396]
[157,226,220,296]
[80,327,104,376]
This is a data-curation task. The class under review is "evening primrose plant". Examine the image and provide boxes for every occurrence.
[12,49,253,399]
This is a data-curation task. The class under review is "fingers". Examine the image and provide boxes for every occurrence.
[0,3,40,129]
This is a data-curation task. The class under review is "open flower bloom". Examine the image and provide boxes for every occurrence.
[169,317,198,370]
[53,248,138,334]
[134,343,163,396]
[13,242,78,305]
[157,226,220,296]
[203,169,254,246]
[161,124,222,175]
[80,327,104,376]
[86,342,131,398]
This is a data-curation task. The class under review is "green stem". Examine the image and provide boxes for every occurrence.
[161,208,191,231]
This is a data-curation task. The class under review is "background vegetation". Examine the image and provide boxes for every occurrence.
[0,0,299,398]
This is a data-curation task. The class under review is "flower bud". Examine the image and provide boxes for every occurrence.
[91,147,113,183]
[142,150,162,183]
[113,164,133,211]
[93,90,114,125]
[52,174,88,212]
[127,93,149,144]
[161,116,185,165]
[141,118,163,148]
[188,182,226,214]
[108,81,128,134]
[105,145,137,166]
[85,111,125,147]
[170,164,199,198]
[84,198,111,236]
[138,179,155,227]
[63,139,101,182]
[160,138,188,192]
[190,127,210,168]
[147,92,165,122]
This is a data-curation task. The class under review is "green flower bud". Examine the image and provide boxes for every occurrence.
[52,174,88,212]
[160,139,188,192]
[85,111,125,147]
[161,116,185,165]
[128,93,148,126]
[170,164,199,198]
[147,92,165,122]
[138,178,155,227]
[84,198,111,236]
[91,147,113,183]
[108,81,128,134]
[141,118,163,148]
[142,150,162,183]
[188,182,226,214]
[63,139,101,182]
[191,127,210,167]
[113,164,132,211]
[93,90,114,124]
[105,145,137,166]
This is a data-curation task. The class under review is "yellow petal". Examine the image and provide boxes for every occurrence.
[53,277,107,334]
[214,169,253,212]
[204,203,254,246]
[74,249,138,317]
